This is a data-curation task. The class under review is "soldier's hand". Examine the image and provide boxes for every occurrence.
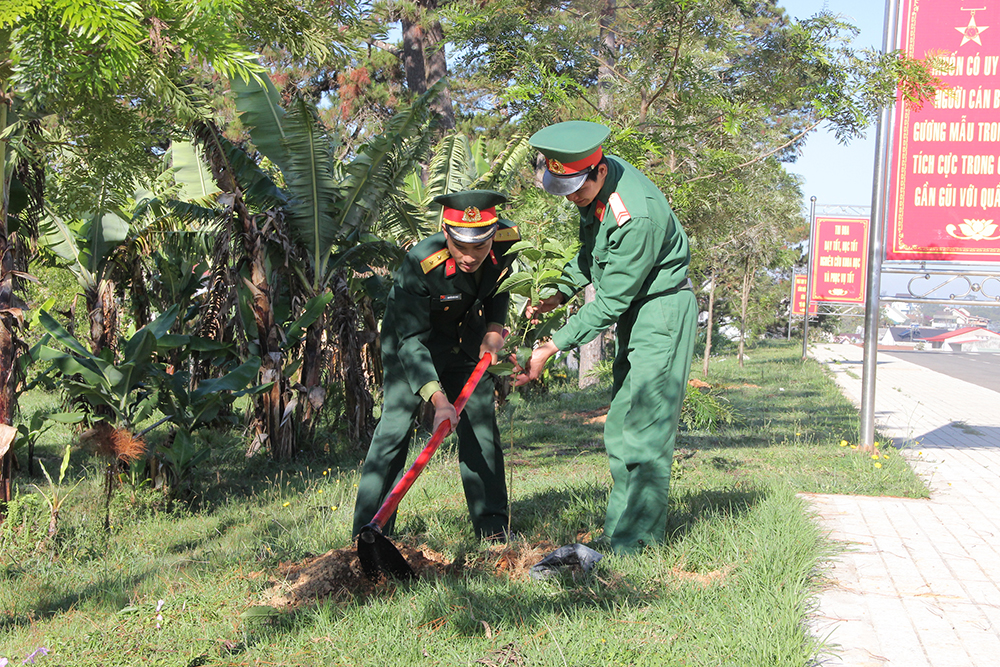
[480,330,505,364]
[430,391,458,435]
[514,340,559,387]
[524,294,565,324]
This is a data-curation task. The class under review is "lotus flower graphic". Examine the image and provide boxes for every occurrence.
[946,219,1000,241]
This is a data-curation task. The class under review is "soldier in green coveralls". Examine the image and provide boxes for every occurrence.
[516,121,698,555]
[353,190,520,541]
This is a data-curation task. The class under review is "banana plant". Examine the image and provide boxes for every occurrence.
[33,307,180,430]
[212,74,442,451]
[37,197,130,355]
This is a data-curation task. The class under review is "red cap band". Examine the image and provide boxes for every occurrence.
[546,147,603,176]
[442,206,498,227]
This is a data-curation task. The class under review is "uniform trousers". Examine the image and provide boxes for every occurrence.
[603,289,697,553]
[352,352,508,539]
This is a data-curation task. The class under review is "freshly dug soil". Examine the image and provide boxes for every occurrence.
[265,539,559,608]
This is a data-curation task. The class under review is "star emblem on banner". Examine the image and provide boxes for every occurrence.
[956,11,989,46]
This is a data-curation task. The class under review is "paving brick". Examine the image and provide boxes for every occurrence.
[808,344,1000,666]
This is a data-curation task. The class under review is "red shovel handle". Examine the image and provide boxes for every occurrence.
[369,352,495,530]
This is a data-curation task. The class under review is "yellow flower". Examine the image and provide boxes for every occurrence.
[323,470,328,476]
[796,432,801,436]
[874,442,880,448]
[317,489,323,494]
[871,454,879,460]
[874,462,882,468]
[353,483,358,488]
[282,502,290,507]
[850,445,858,450]
[839,440,849,447]
[883,454,889,460]
[331,506,338,511]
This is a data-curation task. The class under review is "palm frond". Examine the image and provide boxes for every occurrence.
[280,97,339,288]
[232,73,291,175]
[471,133,532,191]
[190,122,287,212]
[170,139,221,201]
[425,133,475,200]
[330,81,440,256]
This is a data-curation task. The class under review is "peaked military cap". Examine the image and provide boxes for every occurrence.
[529,121,611,196]
[435,189,508,244]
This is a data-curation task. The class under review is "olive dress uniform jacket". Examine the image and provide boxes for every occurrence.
[552,155,690,351]
[381,219,520,396]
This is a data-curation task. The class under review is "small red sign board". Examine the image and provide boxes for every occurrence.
[887,0,1000,261]
[791,274,818,315]
[811,216,869,304]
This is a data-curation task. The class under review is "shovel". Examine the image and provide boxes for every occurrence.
[357,351,496,581]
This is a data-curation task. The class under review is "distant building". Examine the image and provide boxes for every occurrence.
[930,312,959,330]
[919,327,1000,351]
[879,326,951,348]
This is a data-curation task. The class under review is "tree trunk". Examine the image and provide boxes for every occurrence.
[702,271,716,377]
[87,280,118,357]
[0,99,10,506]
[598,0,617,112]
[401,20,427,95]
[331,273,374,450]
[192,121,294,460]
[738,258,752,368]
[579,2,617,389]
[578,285,603,388]
[423,20,455,129]
[301,308,326,427]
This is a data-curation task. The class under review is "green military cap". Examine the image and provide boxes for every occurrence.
[528,121,611,196]
[434,189,508,244]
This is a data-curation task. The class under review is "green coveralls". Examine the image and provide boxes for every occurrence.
[352,222,519,539]
[551,156,697,554]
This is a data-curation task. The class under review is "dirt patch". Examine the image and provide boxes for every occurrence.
[688,377,712,389]
[264,540,564,608]
[264,543,450,608]
[667,563,732,587]
[574,406,609,424]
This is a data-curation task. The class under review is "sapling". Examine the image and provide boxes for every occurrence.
[32,444,82,537]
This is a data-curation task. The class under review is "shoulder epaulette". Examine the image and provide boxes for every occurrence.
[420,248,451,274]
[494,226,520,243]
[608,193,631,227]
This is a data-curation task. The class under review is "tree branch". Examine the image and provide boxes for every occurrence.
[367,39,402,59]
[683,119,823,185]
[640,12,685,121]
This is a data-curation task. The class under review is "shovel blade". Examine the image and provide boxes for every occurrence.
[357,525,416,581]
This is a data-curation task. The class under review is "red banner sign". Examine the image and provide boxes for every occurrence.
[791,274,818,315]
[811,216,869,303]
[887,0,1000,261]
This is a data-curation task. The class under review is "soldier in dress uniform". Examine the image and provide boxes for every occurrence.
[352,190,520,541]
[516,121,698,555]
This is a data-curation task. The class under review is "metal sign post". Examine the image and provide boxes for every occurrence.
[859,0,899,451]
[802,196,817,360]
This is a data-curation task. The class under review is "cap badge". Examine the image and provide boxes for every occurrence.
[462,206,482,223]
[547,158,566,174]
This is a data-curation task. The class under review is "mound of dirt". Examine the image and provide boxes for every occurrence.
[264,540,562,608]
[265,543,450,607]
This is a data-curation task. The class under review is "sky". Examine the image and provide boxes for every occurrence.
[778,0,889,212]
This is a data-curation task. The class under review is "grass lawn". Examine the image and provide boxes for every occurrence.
[0,340,925,666]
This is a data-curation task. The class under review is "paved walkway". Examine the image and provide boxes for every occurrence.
[807,344,1000,667]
